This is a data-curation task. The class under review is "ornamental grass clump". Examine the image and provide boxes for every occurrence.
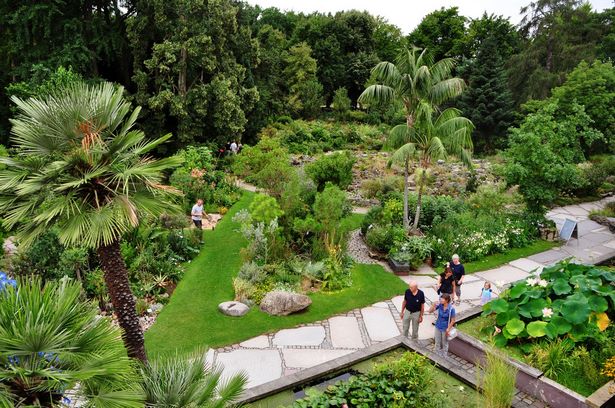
[478,349,517,408]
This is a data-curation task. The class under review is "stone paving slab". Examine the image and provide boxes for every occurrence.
[475,265,529,285]
[216,349,282,388]
[361,306,400,341]
[509,258,544,274]
[603,239,615,249]
[272,326,325,347]
[329,316,365,349]
[421,287,441,303]
[239,335,270,349]
[398,274,438,286]
[528,248,571,264]
[371,301,389,309]
[282,349,353,369]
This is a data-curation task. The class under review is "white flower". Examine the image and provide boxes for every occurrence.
[440,389,445,393]
[526,277,538,286]
[147,308,153,314]
[496,280,505,288]
[538,279,548,287]
[542,308,553,318]
[458,386,465,392]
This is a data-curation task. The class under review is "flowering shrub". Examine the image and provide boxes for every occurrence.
[389,236,432,269]
[483,262,615,347]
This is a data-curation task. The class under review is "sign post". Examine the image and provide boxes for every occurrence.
[559,219,579,244]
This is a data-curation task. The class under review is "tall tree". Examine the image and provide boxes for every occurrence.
[0,83,182,362]
[390,108,473,229]
[284,42,323,118]
[128,0,259,147]
[458,36,515,152]
[407,7,468,61]
[359,47,466,230]
[508,0,606,104]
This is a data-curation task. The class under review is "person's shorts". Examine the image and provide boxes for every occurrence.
[193,219,202,229]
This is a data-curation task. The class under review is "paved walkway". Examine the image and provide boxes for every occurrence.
[210,196,615,392]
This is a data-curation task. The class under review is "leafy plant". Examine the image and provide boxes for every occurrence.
[483,262,615,346]
[306,151,356,191]
[478,348,517,408]
[389,236,433,269]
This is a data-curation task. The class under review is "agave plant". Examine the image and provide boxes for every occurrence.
[0,278,143,407]
[0,82,183,362]
[141,348,247,407]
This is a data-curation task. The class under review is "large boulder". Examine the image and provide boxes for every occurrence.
[590,215,615,233]
[218,301,250,317]
[260,291,312,316]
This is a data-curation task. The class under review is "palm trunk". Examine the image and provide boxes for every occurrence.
[413,171,425,231]
[97,240,147,363]
[403,157,409,231]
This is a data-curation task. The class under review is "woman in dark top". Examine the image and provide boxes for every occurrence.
[437,263,456,301]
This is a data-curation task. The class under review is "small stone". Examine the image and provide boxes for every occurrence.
[218,301,250,317]
[260,291,312,316]
[150,303,164,312]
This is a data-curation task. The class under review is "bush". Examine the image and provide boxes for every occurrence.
[306,151,356,191]
[293,352,446,408]
[479,349,517,408]
[237,262,267,285]
[332,87,351,120]
[364,225,405,253]
[361,176,404,199]
[389,236,433,269]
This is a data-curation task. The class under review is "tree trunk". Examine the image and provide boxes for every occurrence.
[179,46,187,97]
[403,158,409,231]
[413,170,425,231]
[97,240,147,363]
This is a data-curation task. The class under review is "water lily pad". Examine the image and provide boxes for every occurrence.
[505,319,525,336]
[526,321,548,338]
[489,298,509,314]
[508,283,527,299]
[547,315,572,336]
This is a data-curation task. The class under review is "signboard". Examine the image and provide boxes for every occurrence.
[559,219,578,242]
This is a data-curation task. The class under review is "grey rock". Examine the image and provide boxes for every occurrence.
[589,215,615,233]
[2,236,17,257]
[218,301,250,317]
[260,291,312,316]
[150,303,164,313]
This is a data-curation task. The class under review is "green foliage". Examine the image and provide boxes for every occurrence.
[407,7,468,61]
[0,278,143,406]
[293,352,446,408]
[232,136,290,184]
[364,225,406,254]
[482,263,615,346]
[478,349,517,408]
[306,152,356,191]
[503,101,602,211]
[332,87,351,120]
[249,194,284,224]
[6,66,84,102]
[141,348,246,407]
[284,42,323,119]
[129,0,258,145]
[313,184,351,235]
[389,236,433,269]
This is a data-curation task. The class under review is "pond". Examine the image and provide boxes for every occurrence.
[247,349,484,408]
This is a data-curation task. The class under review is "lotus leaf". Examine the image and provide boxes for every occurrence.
[526,321,548,338]
[588,295,608,313]
[505,319,525,336]
[561,299,591,325]
[551,278,571,295]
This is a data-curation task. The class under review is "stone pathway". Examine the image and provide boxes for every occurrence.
[211,194,615,398]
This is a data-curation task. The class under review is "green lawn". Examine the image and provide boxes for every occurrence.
[464,240,559,274]
[145,192,406,355]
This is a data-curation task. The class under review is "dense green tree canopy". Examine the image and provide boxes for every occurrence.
[407,7,468,61]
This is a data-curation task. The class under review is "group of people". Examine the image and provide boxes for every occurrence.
[400,254,493,357]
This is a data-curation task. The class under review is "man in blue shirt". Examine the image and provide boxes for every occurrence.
[451,254,465,305]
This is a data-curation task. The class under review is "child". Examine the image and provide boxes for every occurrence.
[480,282,493,304]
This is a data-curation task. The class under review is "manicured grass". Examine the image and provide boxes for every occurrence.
[464,240,559,274]
[340,212,365,232]
[145,192,406,355]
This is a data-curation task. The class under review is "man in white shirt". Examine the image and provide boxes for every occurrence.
[230,141,238,154]
[191,199,205,229]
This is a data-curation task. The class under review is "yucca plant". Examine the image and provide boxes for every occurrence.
[359,46,469,230]
[0,82,182,362]
[141,348,247,407]
[0,278,143,407]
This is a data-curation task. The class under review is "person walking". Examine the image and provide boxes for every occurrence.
[230,140,238,154]
[451,254,465,305]
[400,281,425,340]
[437,263,456,301]
[191,199,205,229]
[429,293,456,357]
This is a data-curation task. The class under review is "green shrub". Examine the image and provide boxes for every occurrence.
[361,205,384,234]
[361,176,404,199]
[249,194,284,224]
[237,262,267,285]
[364,225,406,253]
[306,152,356,191]
[332,87,351,120]
[389,236,433,269]
[293,352,446,408]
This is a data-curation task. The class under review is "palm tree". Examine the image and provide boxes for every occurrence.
[358,46,466,230]
[0,278,143,407]
[141,348,247,407]
[390,108,473,230]
[0,82,182,362]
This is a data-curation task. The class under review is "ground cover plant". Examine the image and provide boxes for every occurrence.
[460,262,615,396]
[145,192,407,353]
